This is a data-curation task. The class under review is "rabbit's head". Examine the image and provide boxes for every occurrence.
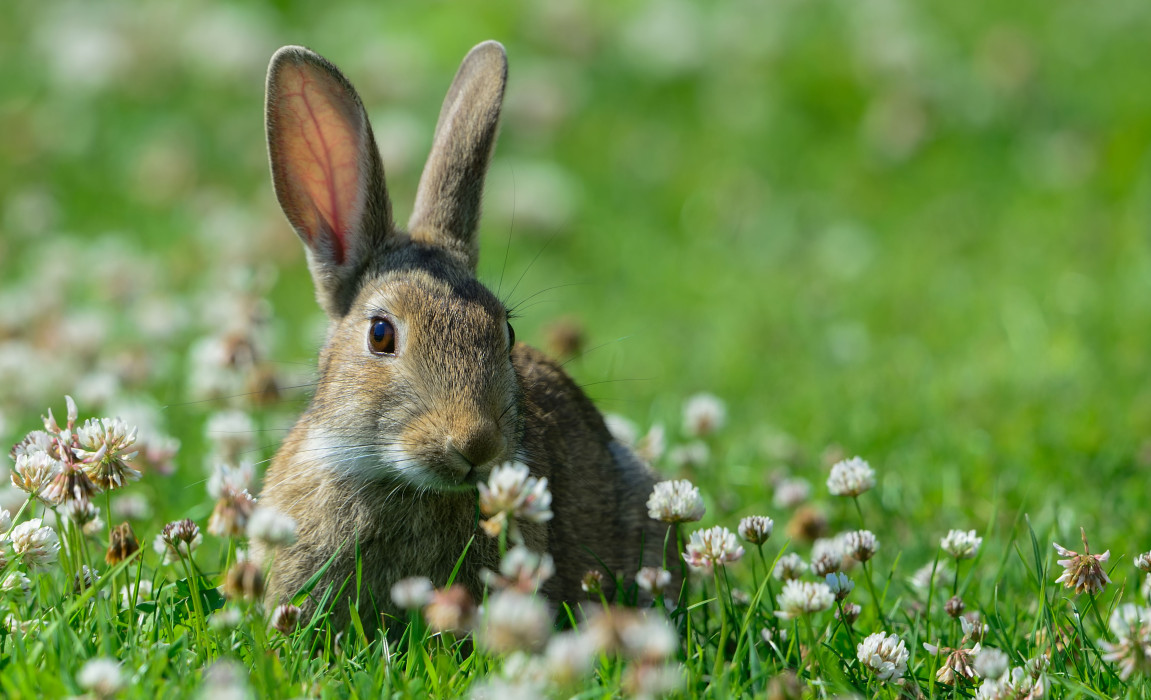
[265,42,520,491]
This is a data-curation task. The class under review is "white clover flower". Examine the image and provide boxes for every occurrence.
[772,477,811,509]
[1053,531,1111,596]
[1135,552,1151,574]
[77,657,124,698]
[479,462,554,525]
[154,518,202,564]
[391,577,434,610]
[635,424,666,463]
[112,493,152,521]
[1,571,31,600]
[483,545,555,594]
[1100,604,1151,680]
[270,603,302,636]
[857,631,909,682]
[667,441,709,469]
[10,430,53,460]
[683,526,744,572]
[811,537,847,576]
[0,508,9,534]
[603,414,639,446]
[544,630,599,684]
[206,460,255,500]
[120,580,154,608]
[737,515,773,545]
[774,579,833,620]
[682,393,726,438]
[246,506,297,546]
[618,611,679,662]
[909,561,950,596]
[773,552,808,581]
[477,589,552,654]
[827,456,876,497]
[9,518,60,569]
[75,416,141,490]
[647,479,705,523]
[825,572,855,600]
[636,567,673,597]
[11,451,62,498]
[843,529,879,562]
[941,529,983,560]
[974,647,1009,681]
[209,607,243,631]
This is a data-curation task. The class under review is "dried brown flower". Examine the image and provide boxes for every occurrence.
[106,522,140,566]
[223,561,265,602]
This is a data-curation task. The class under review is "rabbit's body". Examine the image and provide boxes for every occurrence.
[254,43,673,629]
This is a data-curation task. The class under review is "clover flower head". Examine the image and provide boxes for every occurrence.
[825,572,855,600]
[773,552,808,581]
[1100,604,1151,680]
[974,647,1009,681]
[1135,552,1151,574]
[857,631,909,682]
[77,658,124,698]
[772,477,811,509]
[390,576,434,610]
[827,456,876,497]
[483,545,556,594]
[246,506,297,546]
[775,579,833,620]
[270,604,302,636]
[737,515,773,544]
[941,529,983,560]
[75,416,141,490]
[11,451,62,498]
[646,479,705,523]
[9,518,60,570]
[682,393,726,438]
[682,525,743,572]
[477,590,552,654]
[424,585,476,634]
[1053,528,1110,596]
[636,567,673,597]
[924,642,980,685]
[843,529,879,562]
[478,462,553,540]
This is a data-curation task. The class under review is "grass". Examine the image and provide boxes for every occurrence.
[2,0,1151,697]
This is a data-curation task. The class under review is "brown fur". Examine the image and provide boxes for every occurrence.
[255,42,675,632]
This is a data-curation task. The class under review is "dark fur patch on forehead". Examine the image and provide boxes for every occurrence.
[337,237,505,319]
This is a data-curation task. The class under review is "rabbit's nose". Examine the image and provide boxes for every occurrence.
[450,422,504,470]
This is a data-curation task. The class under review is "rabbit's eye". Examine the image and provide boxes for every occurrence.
[507,322,516,351]
[368,317,396,355]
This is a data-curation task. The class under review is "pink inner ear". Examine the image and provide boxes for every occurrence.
[274,64,365,265]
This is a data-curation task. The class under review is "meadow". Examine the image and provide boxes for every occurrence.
[2,0,1151,697]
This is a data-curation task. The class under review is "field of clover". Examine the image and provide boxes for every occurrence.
[2,390,1150,698]
[4,0,1151,698]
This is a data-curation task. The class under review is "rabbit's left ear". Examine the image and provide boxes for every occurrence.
[265,46,394,318]
[408,41,508,271]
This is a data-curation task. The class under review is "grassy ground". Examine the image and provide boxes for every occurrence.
[2,0,1151,697]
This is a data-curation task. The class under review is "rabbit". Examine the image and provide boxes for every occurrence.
[253,40,677,633]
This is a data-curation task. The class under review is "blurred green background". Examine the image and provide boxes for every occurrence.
[2,0,1150,548]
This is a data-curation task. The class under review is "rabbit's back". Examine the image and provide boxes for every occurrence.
[514,344,672,600]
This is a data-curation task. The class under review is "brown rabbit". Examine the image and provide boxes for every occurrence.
[254,41,675,631]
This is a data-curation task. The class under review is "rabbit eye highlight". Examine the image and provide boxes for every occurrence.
[368,317,396,356]
[507,322,516,351]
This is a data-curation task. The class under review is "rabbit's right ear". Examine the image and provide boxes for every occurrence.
[266,46,394,318]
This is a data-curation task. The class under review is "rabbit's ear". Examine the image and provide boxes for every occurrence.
[266,46,394,318]
[408,41,507,270]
